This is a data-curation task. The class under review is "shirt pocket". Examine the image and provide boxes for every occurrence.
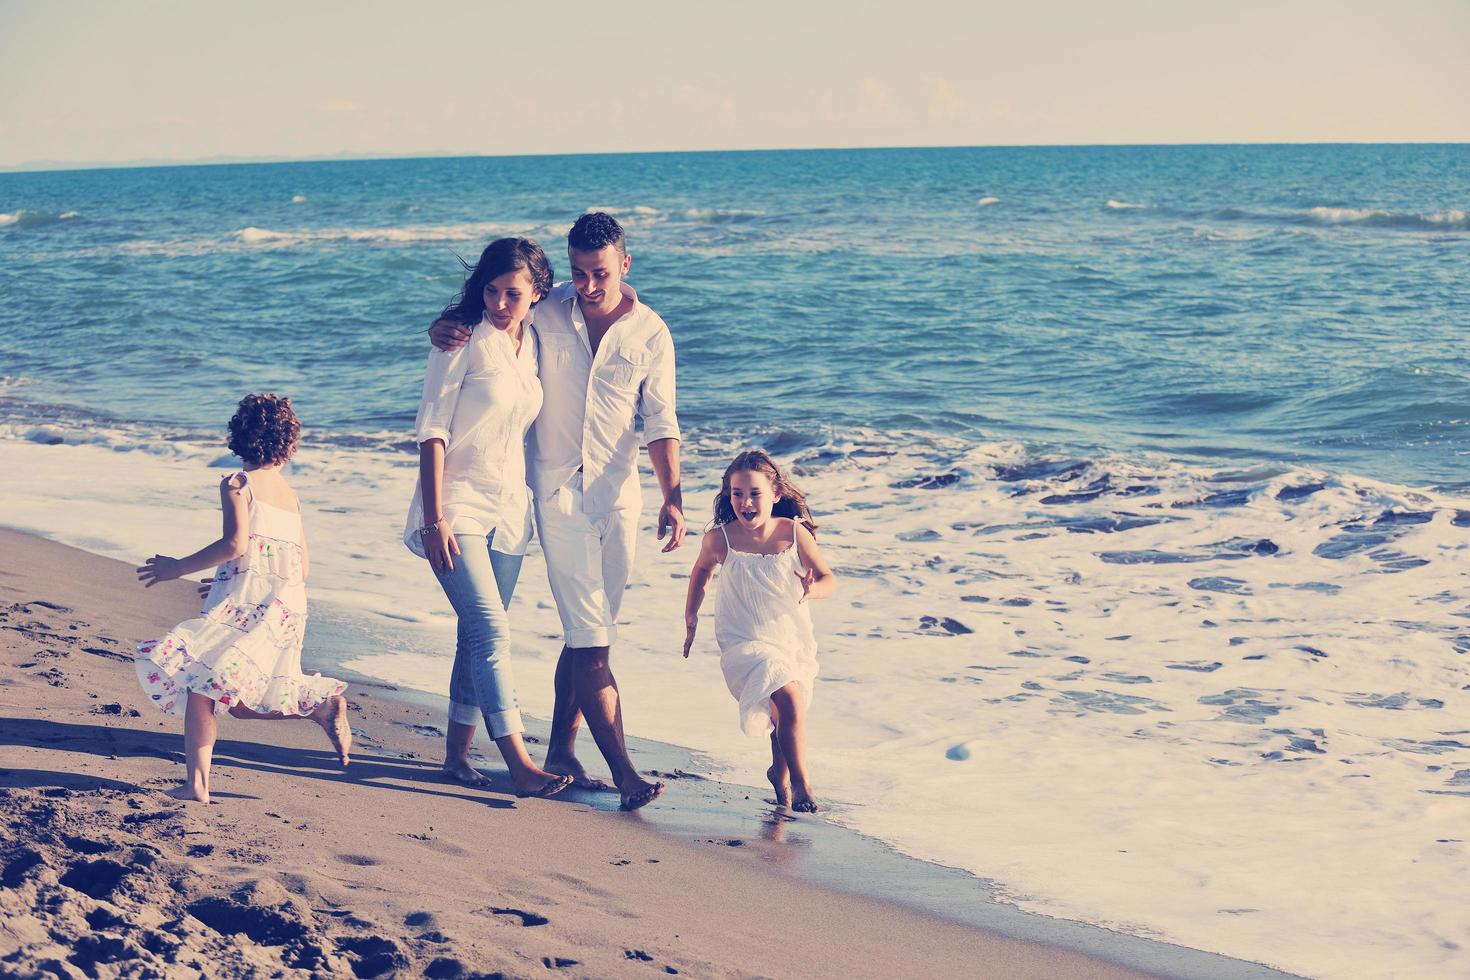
[600,346,649,391]
[539,333,578,369]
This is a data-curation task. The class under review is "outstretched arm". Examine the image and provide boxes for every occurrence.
[683,530,722,657]
[137,475,251,587]
[792,522,837,603]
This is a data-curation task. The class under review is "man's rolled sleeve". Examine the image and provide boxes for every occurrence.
[413,346,469,446]
[637,326,680,446]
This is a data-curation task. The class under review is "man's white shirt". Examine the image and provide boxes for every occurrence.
[528,281,680,513]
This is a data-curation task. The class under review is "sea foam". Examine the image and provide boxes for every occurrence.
[1307,206,1468,231]
[234,222,511,246]
[0,209,80,230]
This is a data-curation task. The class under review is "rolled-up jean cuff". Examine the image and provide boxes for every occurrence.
[448,700,480,726]
[483,708,524,739]
[566,625,616,649]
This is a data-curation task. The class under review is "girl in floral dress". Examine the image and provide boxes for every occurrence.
[136,393,349,804]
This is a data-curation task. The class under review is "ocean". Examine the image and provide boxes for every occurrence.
[2,144,1468,977]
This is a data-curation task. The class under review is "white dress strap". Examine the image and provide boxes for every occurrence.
[720,523,731,549]
[230,470,253,506]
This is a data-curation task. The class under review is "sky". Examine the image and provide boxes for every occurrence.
[1,0,1466,170]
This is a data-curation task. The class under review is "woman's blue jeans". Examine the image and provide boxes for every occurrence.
[432,531,525,739]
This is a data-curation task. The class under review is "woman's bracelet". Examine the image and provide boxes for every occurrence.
[417,517,446,536]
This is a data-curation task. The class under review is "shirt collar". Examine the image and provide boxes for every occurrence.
[560,281,639,310]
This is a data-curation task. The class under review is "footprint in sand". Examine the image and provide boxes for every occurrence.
[488,906,549,927]
[83,646,131,662]
[425,957,469,978]
[336,853,377,866]
[335,935,407,976]
[59,858,132,900]
[187,897,308,945]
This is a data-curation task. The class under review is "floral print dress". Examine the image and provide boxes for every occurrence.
[135,472,345,717]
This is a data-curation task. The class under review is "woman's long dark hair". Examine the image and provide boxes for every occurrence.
[713,449,818,535]
[440,237,554,325]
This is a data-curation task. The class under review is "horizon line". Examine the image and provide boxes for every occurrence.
[2,139,1467,177]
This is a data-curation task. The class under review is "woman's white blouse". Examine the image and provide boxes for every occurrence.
[404,318,542,557]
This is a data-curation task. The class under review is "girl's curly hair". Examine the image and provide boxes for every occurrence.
[713,449,818,535]
[227,393,300,467]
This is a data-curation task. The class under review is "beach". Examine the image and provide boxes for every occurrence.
[3,526,1293,979]
[2,145,1468,977]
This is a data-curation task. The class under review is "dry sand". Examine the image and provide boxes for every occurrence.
[0,527,1163,979]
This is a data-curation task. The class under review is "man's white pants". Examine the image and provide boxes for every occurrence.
[534,473,638,649]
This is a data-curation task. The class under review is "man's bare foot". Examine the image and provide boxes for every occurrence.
[544,754,616,792]
[791,788,819,814]
[767,765,792,807]
[311,695,352,766]
[443,760,491,787]
[164,782,209,804]
[513,772,575,799]
[618,776,665,812]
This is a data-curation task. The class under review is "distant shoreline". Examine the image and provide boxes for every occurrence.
[3,139,1466,176]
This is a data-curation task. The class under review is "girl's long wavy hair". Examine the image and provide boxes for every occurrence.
[440,237,553,325]
[712,449,818,535]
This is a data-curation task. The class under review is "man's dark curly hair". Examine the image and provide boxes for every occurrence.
[567,211,626,257]
[227,393,300,467]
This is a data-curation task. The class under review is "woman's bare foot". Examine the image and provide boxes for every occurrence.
[618,775,665,812]
[767,765,792,807]
[791,785,819,814]
[443,759,491,787]
[164,781,209,804]
[310,696,352,766]
[544,753,616,792]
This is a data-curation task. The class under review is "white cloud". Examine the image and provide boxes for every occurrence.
[928,77,965,120]
[859,77,891,113]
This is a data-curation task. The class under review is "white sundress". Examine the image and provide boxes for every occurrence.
[713,519,820,737]
[135,472,345,717]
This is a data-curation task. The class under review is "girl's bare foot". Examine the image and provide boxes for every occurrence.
[544,753,616,792]
[311,696,352,766]
[443,759,491,787]
[792,781,819,813]
[164,781,209,804]
[618,775,665,812]
[767,765,792,807]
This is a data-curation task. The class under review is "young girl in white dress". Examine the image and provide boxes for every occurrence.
[683,450,837,813]
[135,393,350,804]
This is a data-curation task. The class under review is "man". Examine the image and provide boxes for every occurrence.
[430,212,683,811]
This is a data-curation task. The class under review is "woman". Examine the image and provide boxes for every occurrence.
[404,237,571,798]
